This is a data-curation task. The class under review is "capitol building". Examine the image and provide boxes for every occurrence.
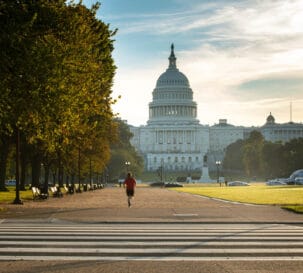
[129,45,303,172]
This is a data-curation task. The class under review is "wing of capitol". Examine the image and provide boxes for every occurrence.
[128,44,303,175]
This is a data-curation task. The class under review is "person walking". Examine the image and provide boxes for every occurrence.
[123,172,136,207]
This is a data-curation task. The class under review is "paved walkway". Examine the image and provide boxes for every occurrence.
[0,185,302,223]
[1,186,303,273]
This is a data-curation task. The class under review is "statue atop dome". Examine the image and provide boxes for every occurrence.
[169,43,177,69]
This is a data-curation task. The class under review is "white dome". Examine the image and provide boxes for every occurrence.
[156,69,189,87]
[148,44,199,125]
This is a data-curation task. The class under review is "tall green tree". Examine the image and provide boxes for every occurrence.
[0,1,117,191]
[107,119,144,181]
[242,130,265,177]
[223,139,244,173]
[284,138,303,176]
[262,141,285,178]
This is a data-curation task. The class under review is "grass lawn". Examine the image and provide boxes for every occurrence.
[171,184,303,213]
[0,187,33,203]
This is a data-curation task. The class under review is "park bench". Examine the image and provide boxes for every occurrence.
[32,187,48,200]
[64,185,74,194]
[49,186,63,197]
[97,184,104,189]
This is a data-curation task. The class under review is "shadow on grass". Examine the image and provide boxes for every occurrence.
[282,205,303,214]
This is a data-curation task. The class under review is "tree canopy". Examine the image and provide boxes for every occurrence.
[0,0,118,190]
[223,129,303,179]
[106,119,144,181]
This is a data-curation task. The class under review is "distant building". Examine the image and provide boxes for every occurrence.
[130,44,209,172]
[129,45,303,172]
[209,119,245,153]
[260,113,303,143]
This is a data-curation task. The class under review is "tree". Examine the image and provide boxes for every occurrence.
[262,141,286,178]
[107,119,144,181]
[242,131,265,177]
[223,139,244,174]
[283,138,303,176]
[0,1,117,192]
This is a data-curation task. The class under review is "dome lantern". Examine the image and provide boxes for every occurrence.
[169,43,177,69]
[156,44,189,87]
[266,112,275,124]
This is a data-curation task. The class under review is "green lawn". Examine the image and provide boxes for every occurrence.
[0,187,33,203]
[171,184,303,213]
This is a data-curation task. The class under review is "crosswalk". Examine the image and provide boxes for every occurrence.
[0,221,303,261]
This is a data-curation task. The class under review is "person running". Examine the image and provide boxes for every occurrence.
[123,172,136,207]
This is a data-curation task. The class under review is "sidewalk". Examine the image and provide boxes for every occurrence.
[0,186,302,223]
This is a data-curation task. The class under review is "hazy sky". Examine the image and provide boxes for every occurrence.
[83,0,303,126]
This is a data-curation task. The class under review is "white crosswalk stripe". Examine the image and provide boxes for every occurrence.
[0,222,303,261]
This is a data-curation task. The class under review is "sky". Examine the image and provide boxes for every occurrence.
[83,0,303,127]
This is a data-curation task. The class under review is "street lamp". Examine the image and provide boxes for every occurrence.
[76,145,82,193]
[89,145,93,189]
[216,160,221,186]
[125,161,131,173]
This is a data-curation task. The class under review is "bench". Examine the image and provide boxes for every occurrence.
[32,187,48,200]
[64,185,74,194]
[49,186,63,197]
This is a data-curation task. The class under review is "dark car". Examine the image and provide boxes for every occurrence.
[164,182,183,187]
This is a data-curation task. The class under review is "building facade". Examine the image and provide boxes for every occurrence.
[130,44,209,172]
[261,113,303,143]
[129,45,303,172]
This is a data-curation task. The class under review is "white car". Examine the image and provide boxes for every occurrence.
[266,180,287,186]
[294,177,303,185]
[5,180,16,186]
[227,181,250,186]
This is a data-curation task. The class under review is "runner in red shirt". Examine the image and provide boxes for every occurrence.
[123,172,137,207]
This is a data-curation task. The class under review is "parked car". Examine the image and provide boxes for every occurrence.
[227,181,250,186]
[266,180,287,186]
[150,182,165,187]
[164,182,183,188]
[290,169,303,181]
[294,177,303,185]
[5,179,16,186]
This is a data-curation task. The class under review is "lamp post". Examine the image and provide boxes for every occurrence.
[216,160,221,186]
[77,145,81,193]
[89,145,93,189]
[125,161,130,173]
[160,158,164,183]
[104,166,109,187]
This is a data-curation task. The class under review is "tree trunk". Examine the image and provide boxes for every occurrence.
[42,164,50,194]
[0,135,10,191]
[58,163,64,188]
[20,149,27,191]
[31,155,41,188]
